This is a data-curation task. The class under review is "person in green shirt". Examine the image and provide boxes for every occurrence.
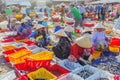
[68,4,83,31]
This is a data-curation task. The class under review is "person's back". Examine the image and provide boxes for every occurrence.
[97,4,101,13]
[71,7,82,19]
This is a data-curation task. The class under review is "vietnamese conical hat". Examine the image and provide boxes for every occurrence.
[94,23,105,29]
[54,29,68,37]
[64,26,74,32]
[75,35,92,48]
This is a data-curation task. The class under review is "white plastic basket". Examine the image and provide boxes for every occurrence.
[58,59,82,71]
[0,70,16,80]
[72,65,99,80]
[59,73,84,80]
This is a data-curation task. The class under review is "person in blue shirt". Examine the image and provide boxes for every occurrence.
[97,3,102,20]
[17,19,32,38]
[41,17,48,34]
[29,24,50,47]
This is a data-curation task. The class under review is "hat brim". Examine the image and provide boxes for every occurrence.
[75,36,92,48]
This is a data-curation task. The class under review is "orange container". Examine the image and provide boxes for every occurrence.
[2,45,16,51]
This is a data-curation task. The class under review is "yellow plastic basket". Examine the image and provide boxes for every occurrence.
[2,45,16,51]
[91,51,102,60]
[27,68,57,80]
[109,46,119,53]
[8,49,32,64]
[27,51,53,60]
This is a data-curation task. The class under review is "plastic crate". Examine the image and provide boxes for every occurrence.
[2,45,16,51]
[59,73,84,80]
[24,41,35,45]
[72,65,99,80]
[58,59,82,71]
[27,68,57,80]
[1,38,15,43]
[0,70,16,80]
[91,51,102,60]
[109,46,120,53]
[84,23,94,27]
[27,51,53,60]
[2,47,27,62]
[86,70,114,80]
[8,50,32,64]
[47,64,70,78]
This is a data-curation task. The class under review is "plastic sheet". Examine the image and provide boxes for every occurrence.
[86,70,114,80]
[47,64,70,78]
[59,73,84,80]
[58,59,82,71]
[2,45,16,51]
[27,68,57,80]
[91,51,102,60]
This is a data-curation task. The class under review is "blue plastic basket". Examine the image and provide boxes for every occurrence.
[72,65,99,80]
[59,73,84,80]
[58,59,82,71]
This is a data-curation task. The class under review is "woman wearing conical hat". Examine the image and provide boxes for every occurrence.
[52,29,71,60]
[91,23,109,51]
[69,34,93,65]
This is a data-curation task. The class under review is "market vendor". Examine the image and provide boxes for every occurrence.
[92,23,108,51]
[69,35,93,65]
[29,24,50,47]
[8,18,17,31]
[41,17,48,34]
[52,29,71,60]
[17,19,32,38]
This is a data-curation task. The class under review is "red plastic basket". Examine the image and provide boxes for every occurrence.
[84,23,94,27]
[25,59,51,71]
[24,41,35,45]
[1,38,15,42]
[47,64,70,78]
[66,22,74,25]
[110,38,120,46]
[14,59,51,72]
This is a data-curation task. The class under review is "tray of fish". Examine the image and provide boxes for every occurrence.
[86,70,114,80]
[58,59,82,71]
[72,65,99,79]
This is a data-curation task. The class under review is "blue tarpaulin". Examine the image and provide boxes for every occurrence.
[5,0,31,6]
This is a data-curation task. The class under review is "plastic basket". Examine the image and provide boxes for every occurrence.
[27,51,53,60]
[72,65,99,80]
[109,46,120,53]
[47,64,70,78]
[0,70,16,80]
[86,70,114,80]
[59,73,84,80]
[1,38,15,43]
[2,45,16,51]
[91,51,102,60]
[8,50,32,64]
[84,23,94,27]
[58,59,82,71]
[27,68,57,80]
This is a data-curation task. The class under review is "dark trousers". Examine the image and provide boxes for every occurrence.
[98,13,101,20]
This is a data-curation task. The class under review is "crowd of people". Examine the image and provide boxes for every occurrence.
[0,2,119,66]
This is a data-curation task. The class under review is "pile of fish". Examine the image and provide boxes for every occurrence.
[76,70,94,79]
